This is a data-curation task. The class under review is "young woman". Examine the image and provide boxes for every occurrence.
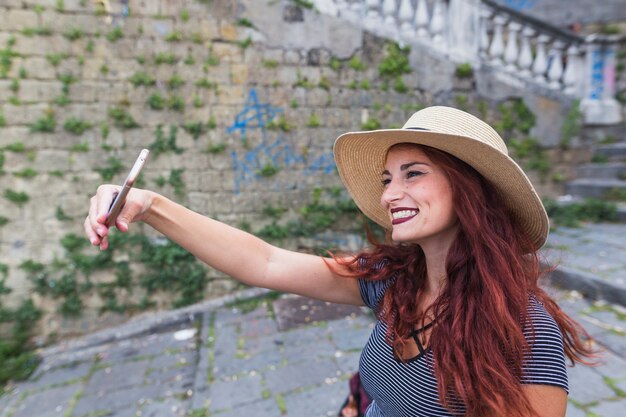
[85,106,594,417]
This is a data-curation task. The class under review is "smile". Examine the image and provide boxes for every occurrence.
[391,208,418,225]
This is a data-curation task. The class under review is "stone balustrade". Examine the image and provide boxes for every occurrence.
[313,0,623,124]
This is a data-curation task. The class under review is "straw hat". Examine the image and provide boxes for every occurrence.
[333,106,549,249]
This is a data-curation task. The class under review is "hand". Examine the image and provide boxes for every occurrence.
[84,185,154,250]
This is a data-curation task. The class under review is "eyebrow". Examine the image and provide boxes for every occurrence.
[381,161,431,176]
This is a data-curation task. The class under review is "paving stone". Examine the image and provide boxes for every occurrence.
[264,358,342,394]
[83,361,150,395]
[565,403,587,417]
[331,325,372,352]
[149,349,197,370]
[593,352,626,379]
[208,373,264,412]
[283,380,347,417]
[588,397,626,417]
[282,336,337,363]
[567,364,615,405]
[280,325,330,347]
[210,397,281,417]
[245,333,285,355]
[10,385,79,417]
[30,361,92,388]
[214,347,284,378]
[145,364,196,393]
[72,384,161,416]
[241,316,278,339]
[139,396,190,417]
[334,350,362,375]
[0,391,20,417]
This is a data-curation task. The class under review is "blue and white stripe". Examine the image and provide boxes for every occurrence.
[358,279,568,417]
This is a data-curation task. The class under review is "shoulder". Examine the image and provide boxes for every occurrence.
[521,296,569,391]
[357,258,397,310]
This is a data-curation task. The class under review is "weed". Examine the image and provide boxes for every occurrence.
[129,71,155,87]
[14,168,37,178]
[108,106,139,129]
[106,27,124,42]
[165,31,184,42]
[4,189,30,205]
[181,121,205,140]
[167,74,185,89]
[147,92,166,110]
[95,156,124,181]
[63,118,92,135]
[64,27,84,41]
[150,125,184,156]
[155,53,177,65]
[307,114,321,128]
[379,42,411,79]
[262,59,279,68]
[361,117,381,131]
[544,198,618,227]
[349,56,367,71]
[30,113,56,133]
[455,63,474,78]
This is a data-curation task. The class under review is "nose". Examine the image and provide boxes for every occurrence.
[380,179,402,207]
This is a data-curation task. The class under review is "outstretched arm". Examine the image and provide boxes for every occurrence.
[84,186,363,306]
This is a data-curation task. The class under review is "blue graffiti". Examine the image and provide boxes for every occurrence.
[503,0,538,10]
[228,89,336,193]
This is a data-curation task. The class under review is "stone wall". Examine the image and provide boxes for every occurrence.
[494,0,626,27]
[0,0,583,338]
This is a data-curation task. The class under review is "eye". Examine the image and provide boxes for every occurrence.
[381,178,391,186]
[407,170,425,178]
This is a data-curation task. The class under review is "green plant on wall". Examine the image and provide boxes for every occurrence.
[95,156,124,181]
[30,111,56,133]
[108,106,139,129]
[150,125,184,156]
[560,99,582,149]
[379,42,411,79]
[129,71,155,87]
[0,262,42,390]
[4,189,30,205]
[63,118,92,135]
[147,92,166,110]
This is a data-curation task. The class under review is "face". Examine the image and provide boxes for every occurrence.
[380,145,459,249]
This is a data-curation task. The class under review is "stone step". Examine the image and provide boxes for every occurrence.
[565,178,626,199]
[595,142,626,162]
[576,162,626,179]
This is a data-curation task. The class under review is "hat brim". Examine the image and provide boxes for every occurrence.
[334,129,549,249]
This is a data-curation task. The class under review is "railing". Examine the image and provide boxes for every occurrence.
[312,0,623,125]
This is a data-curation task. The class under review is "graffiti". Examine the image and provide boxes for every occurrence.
[589,49,605,100]
[228,89,336,193]
[503,0,538,11]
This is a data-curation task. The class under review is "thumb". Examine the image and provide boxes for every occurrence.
[115,202,142,232]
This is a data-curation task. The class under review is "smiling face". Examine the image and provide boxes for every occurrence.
[380,144,459,250]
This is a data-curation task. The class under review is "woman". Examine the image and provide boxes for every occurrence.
[85,106,594,417]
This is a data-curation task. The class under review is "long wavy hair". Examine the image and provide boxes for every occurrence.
[333,144,595,417]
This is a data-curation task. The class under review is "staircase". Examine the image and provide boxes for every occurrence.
[565,132,626,220]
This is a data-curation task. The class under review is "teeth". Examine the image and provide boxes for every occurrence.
[392,210,418,220]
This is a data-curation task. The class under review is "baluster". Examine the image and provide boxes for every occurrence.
[382,0,397,26]
[547,40,564,89]
[478,7,491,58]
[366,0,381,21]
[488,15,506,65]
[398,0,415,37]
[504,21,521,71]
[532,34,550,83]
[430,0,446,45]
[517,26,534,77]
[563,44,583,95]
[415,0,430,39]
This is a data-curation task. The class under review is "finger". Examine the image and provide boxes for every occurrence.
[89,195,108,238]
[115,192,143,232]
[84,216,101,246]
[99,235,109,251]
[95,185,119,225]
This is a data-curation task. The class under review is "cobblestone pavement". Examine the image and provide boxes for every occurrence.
[0,223,625,417]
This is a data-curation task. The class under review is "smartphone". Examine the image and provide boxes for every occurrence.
[104,149,150,227]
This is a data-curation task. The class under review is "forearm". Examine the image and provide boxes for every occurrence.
[144,193,273,286]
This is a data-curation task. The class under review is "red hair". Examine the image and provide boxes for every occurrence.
[333,145,595,417]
